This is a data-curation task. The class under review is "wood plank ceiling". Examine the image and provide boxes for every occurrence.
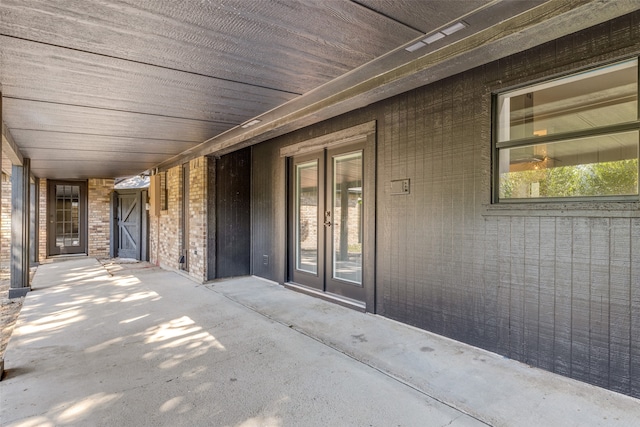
[0,0,636,179]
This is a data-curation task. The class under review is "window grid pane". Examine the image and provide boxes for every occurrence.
[497,59,638,143]
[332,151,363,284]
[499,131,639,199]
[55,184,81,247]
[496,58,639,201]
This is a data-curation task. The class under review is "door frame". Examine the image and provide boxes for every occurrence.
[181,162,190,271]
[281,121,376,312]
[46,180,88,257]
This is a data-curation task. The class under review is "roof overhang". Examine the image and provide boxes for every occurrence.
[1,0,637,179]
[156,0,639,170]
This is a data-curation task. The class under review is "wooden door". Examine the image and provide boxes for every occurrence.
[116,192,141,259]
[47,181,87,256]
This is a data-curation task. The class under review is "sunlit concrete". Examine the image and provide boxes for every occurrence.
[2,258,639,426]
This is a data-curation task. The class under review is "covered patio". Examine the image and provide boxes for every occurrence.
[2,0,640,402]
[2,257,639,426]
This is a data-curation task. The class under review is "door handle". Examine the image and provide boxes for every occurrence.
[324,211,331,227]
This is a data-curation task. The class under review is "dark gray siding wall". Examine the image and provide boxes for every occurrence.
[249,11,640,397]
[251,141,286,283]
[215,148,251,278]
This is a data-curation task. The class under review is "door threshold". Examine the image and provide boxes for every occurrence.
[48,253,88,259]
[284,282,365,312]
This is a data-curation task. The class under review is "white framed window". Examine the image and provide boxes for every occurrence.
[494,58,639,201]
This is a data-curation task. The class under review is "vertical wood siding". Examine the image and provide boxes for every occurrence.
[482,216,638,396]
[215,148,251,278]
[249,11,640,397]
[251,142,286,283]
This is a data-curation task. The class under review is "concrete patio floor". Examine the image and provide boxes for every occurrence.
[1,258,638,426]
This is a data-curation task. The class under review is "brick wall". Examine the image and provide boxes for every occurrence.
[187,157,207,282]
[88,178,114,258]
[150,157,208,282]
[1,173,11,270]
[151,165,183,271]
[32,178,113,261]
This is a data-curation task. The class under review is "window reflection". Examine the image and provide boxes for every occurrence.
[296,161,319,274]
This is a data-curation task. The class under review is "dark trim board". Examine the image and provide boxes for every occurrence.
[181,162,190,271]
[206,156,217,280]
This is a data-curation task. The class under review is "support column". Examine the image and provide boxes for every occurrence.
[30,178,39,265]
[10,158,31,298]
[0,94,2,277]
[0,92,2,376]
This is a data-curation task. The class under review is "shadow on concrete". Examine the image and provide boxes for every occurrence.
[2,258,483,427]
[2,258,639,427]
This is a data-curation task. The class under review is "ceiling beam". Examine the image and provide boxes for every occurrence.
[2,120,24,166]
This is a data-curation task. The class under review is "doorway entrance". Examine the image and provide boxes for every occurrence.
[47,181,87,256]
[114,189,149,260]
[215,148,251,279]
[287,129,375,309]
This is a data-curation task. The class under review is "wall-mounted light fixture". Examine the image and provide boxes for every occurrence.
[241,119,261,129]
[423,32,445,44]
[405,41,426,52]
[441,21,467,35]
[405,21,468,53]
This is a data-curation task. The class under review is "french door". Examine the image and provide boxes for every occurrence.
[47,181,87,256]
[289,142,368,304]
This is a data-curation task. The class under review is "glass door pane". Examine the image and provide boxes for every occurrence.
[289,141,369,305]
[56,185,81,248]
[296,160,319,274]
[48,180,87,256]
[332,151,363,284]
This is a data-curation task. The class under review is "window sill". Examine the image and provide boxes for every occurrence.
[482,201,640,218]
